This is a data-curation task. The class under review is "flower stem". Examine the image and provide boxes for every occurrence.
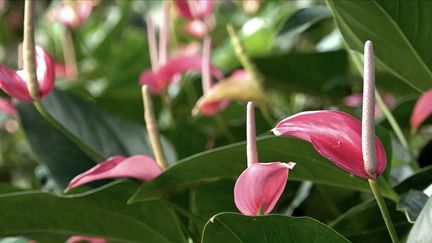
[61,28,78,79]
[23,0,39,101]
[142,85,169,170]
[24,0,104,163]
[368,179,400,243]
[226,24,260,83]
[33,101,105,163]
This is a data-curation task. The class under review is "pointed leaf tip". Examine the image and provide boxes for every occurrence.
[234,162,294,216]
[272,110,386,179]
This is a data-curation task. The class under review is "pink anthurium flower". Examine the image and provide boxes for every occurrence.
[66,155,162,191]
[0,97,16,116]
[272,110,386,179]
[66,235,106,243]
[173,0,215,38]
[0,46,55,101]
[273,41,386,180]
[410,89,432,132]
[139,4,222,94]
[234,102,295,216]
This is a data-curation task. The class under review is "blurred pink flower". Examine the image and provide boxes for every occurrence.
[139,54,223,94]
[140,6,222,94]
[66,155,162,191]
[234,102,295,216]
[173,0,215,38]
[0,97,16,116]
[343,92,396,118]
[55,1,94,28]
[0,46,55,101]
[410,89,432,132]
[272,110,387,179]
[66,235,106,243]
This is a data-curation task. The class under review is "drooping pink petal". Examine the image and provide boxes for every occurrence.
[272,110,387,179]
[410,89,432,131]
[0,97,16,116]
[139,54,223,94]
[0,46,55,101]
[234,162,295,216]
[174,0,214,20]
[67,155,162,190]
[66,235,106,243]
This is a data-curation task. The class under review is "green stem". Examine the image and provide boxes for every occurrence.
[34,101,105,163]
[368,179,400,243]
[23,0,39,101]
[142,86,169,170]
[24,0,104,163]
[226,24,261,83]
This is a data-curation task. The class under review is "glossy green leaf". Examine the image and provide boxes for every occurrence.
[254,50,349,97]
[17,89,176,189]
[0,181,186,243]
[407,195,432,243]
[201,212,349,243]
[327,0,432,92]
[130,136,396,203]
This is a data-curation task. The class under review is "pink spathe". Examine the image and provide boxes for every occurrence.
[67,155,162,190]
[272,110,386,179]
[0,46,55,101]
[410,89,432,131]
[234,162,295,216]
[234,102,295,216]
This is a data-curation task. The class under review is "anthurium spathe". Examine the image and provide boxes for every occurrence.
[66,155,162,191]
[234,102,295,216]
[0,46,55,101]
[410,89,432,132]
[272,110,386,179]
